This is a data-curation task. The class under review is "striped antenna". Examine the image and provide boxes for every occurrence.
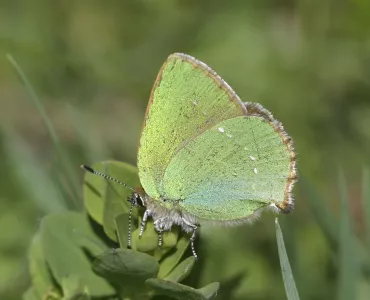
[127,202,134,249]
[81,165,135,192]
[82,164,137,249]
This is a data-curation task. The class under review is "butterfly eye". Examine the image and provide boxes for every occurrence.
[135,194,145,207]
[127,193,144,207]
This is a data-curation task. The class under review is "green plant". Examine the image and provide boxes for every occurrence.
[23,161,221,300]
[23,160,301,300]
[7,55,300,300]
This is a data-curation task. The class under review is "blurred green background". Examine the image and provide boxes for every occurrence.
[1,0,370,299]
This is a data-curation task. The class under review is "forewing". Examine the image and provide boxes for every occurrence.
[138,53,247,199]
[162,115,295,221]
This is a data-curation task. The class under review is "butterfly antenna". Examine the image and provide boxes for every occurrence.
[81,165,135,192]
[127,202,134,249]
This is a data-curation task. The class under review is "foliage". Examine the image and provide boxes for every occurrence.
[2,1,370,299]
[6,56,297,300]
[24,161,220,300]
[22,160,370,300]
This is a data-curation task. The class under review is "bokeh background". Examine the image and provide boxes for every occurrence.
[1,0,370,299]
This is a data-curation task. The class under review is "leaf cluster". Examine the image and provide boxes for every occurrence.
[24,161,220,300]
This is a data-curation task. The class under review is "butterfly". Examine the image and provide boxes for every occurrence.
[82,53,297,259]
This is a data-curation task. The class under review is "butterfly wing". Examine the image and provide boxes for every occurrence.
[138,53,296,220]
[138,53,247,199]
[162,109,296,221]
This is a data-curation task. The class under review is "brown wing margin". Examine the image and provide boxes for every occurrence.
[244,102,298,213]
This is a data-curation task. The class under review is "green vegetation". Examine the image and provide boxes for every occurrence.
[1,1,370,299]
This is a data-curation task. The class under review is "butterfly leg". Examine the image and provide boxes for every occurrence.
[154,218,170,248]
[190,226,198,260]
[139,209,150,237]
[182,218,199,259]
[158,229,163,248]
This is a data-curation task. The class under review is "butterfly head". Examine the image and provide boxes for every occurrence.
[128,188,146,207]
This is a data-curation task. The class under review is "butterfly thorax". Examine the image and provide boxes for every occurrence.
[130,191,198,233]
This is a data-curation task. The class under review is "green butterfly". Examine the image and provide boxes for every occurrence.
[83,53,297,258]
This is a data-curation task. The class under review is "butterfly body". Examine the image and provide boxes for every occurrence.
[83,53,297,258]
[132,192,198,233]
[132,54,297,246]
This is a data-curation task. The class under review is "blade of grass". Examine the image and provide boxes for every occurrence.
[65,103,109,163]
[337,169,358,300]
[279,216,298,284]
[300,177,338,246]
[301,177,370,277]
[1,126,67,213]
[6,54,80,209]
[275,218,300,300]
[362,167,370,248]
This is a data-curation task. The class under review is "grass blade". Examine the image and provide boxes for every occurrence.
[275,218,300,300]
[300,177,338,247]
[301,177,370,277]
[6,54,80,209]
[337,169,358,300]
[65,103,109,163]
[1,126,67,213]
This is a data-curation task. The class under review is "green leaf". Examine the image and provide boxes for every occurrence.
[130,222,178,255]
[61,274,90,300]
[146,278,219,300]
[23,287,61,300]
[158,234,190,278]
[115,213,137,249]
[28,234,55,298]
[23,287,40,300]
[40,212,114,298]
[116,213,179,264]
[102,162,140,241]
[6,54,80,209]
[92,248,159,298]
[65,294,90,300]
[83,161,180,256]
[82,161,140,235]
[131,221,161,253]
[275,218,300,300]
[337,170,358,300]
[155,228,180,259]
[198,282,221,299]
[163,256,196,283]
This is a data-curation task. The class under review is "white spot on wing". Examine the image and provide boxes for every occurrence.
[249,156,256,161]
[218,127,225,133]
[253,167,258,174]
